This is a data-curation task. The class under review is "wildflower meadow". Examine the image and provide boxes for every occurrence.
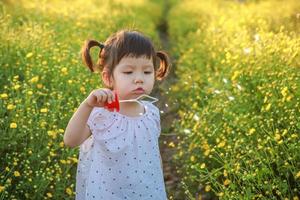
[1,0,299,199]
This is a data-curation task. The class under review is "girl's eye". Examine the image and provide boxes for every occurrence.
[123,71,152,74]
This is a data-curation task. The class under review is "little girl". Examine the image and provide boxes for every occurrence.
[64,29,171,200]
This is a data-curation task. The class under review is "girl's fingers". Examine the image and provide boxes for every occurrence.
[99,90,107,102]
[107,90,114,103]
[96,94,101,103]
[102,89,114,103]
[100,89,110,103]
[94,90,103,104]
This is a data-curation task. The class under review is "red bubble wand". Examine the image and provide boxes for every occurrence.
[104,91,158,112]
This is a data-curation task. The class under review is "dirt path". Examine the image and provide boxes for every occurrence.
[152,1,184,199]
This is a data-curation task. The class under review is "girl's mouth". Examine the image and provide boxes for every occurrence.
[133,87,145,93]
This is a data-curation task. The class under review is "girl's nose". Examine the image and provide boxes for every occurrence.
[134,76,144,84]
[135,78,143,84]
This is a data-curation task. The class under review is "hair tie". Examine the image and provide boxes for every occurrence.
[98,43,105,49]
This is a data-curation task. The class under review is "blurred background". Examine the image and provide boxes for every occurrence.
[0,0,299,199]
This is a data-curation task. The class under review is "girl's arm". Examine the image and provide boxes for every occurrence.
[63,101,93,148]
[63,88,115,148]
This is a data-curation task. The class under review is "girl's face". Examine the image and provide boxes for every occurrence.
[106,55,155,100]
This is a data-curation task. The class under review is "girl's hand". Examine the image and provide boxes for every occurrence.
[83,88,115,108]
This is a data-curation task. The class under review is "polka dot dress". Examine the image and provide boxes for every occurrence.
[75,100,168,200]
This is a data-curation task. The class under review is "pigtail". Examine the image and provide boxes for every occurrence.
[155,51,171,81]
[81,39,105,72]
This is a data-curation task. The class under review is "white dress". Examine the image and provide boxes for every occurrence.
[75,100,168,200]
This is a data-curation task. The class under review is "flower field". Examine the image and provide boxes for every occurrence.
[1,0,299,199]
[167,0,300,199]
[0,0,163,199]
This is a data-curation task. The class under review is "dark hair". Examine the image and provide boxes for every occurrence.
[81,29,171,84]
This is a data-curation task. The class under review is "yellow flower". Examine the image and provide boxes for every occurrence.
[205,185,211,192]
[47,130,57,139]
[249,128,256,135]
[200,163,206,169]
[50,151,56,157]
[190,155,195,162]
[1,93,8,99]
[66,187,73,195]
[14,171,20,177]
[40,121,47,128]
[282,129,288,136]
[286,95,293,101]
[223,170,228,177]
[61,67,68,73]
[204,149,210,156]
[203,142,210,150]
[0,185,5,192]
[80,86,86,93]
[40,108,48,113]
[235,163,240,171]
[168,142,175,148]
[71,157,78,163]
[59,142,65,148]
[26,52,33,58]
[217,141,226,148]
[217,192,224,197]
[226,52,231,60]
[275,133,281,141]
[295,171,300,179]
[27,91,33,95]
[46,193,53,198]
[29,76,39,83]
[281,87,288,97]
[14,84,21,90]
[179,150,183,157]
[7,104,15,110]
[61,67,68,76]
[10,123,17,129]
[265,103,271,111]
[60,160,67,164]
[223,179,231,186]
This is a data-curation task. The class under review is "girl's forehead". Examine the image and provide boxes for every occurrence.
[118,56,153,68]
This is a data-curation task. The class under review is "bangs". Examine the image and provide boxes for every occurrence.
[115,31,155,62]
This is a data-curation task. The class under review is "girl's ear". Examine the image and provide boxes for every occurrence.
[101,70,113,88]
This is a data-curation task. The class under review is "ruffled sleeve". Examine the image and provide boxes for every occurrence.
[86,107,116,138]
